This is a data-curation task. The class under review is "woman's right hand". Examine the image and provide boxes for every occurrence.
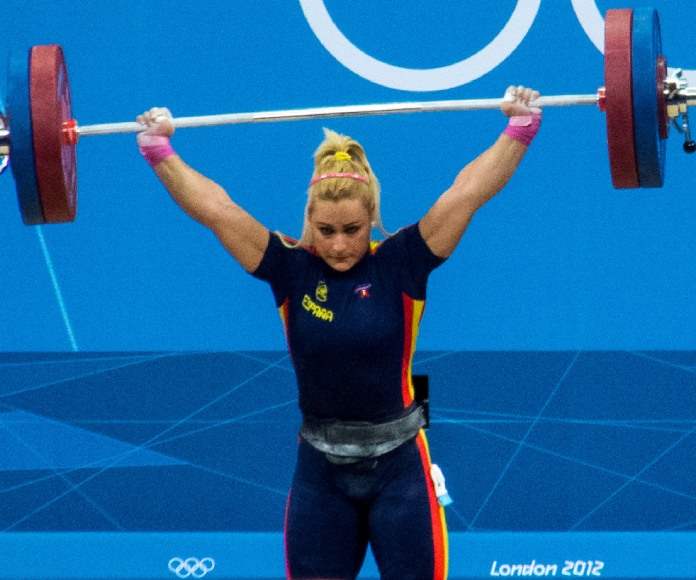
[136,107,175,145]
[136,107,177,167]
[501,85,541,117]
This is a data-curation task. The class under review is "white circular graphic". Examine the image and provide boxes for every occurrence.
[571,0,605,52]
[299,0,542,92]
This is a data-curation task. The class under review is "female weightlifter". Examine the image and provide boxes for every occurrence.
[135,85,542,580]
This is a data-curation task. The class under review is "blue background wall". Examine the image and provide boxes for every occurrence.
[1,1,696,578]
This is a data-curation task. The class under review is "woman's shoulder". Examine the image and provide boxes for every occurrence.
[371,223,418,252]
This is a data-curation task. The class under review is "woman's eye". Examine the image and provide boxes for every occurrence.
[319,227,334,236]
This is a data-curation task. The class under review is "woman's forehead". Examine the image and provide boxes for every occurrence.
[311,198,370,222]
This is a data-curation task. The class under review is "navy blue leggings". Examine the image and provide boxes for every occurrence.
[284,431,448,580]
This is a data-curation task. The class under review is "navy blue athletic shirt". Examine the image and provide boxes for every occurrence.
[252,223,445,422]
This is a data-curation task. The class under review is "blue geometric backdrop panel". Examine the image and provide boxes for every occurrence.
[1,351,695,578]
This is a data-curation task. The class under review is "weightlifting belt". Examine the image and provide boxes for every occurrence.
[300,404,427,464]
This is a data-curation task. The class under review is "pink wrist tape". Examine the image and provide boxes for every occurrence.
[138,135,176,167]
[503,112,542,146]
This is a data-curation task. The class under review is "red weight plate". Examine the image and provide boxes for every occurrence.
[604,9,639,189]
[656,55,669,140]
[29,44,77,223]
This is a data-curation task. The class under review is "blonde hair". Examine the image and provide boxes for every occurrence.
[296,128,388,246]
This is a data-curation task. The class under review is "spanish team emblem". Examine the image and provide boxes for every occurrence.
[315,281,328,302]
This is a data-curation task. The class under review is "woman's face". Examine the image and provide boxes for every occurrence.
[309,198,372,272]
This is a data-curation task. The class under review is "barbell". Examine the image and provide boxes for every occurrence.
[1,7,695,226]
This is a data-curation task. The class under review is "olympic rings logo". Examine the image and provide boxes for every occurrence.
[168,557,215,578]
[299,0,691,91]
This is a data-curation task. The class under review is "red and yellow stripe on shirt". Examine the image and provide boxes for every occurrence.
[278,299,290,344]
[401,293,425,408]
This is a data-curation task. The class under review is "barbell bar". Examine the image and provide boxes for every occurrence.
[1,7,695,226]
[75,94,602,137]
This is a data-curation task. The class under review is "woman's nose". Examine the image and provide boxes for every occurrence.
[332,234,348,252]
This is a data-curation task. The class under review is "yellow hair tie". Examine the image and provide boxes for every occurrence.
[335,151,352,161]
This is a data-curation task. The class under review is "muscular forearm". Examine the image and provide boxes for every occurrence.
[452,133,528,210]
[153,154,236,228]
[456,109,542,209]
